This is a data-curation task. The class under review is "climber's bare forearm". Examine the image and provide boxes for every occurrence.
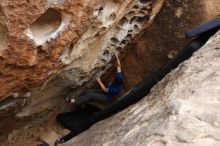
[115,54,122,72]
[117,66,121,72]
[116,56,121,66]
[96,77,108,93]
[99,81,108,93]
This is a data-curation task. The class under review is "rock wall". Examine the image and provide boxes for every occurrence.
[63,30,220,146]
[0,0,219,145]
[0,0,163,100]
[0,0,164,136]
[0,0,99,99]
[117,0,220,90]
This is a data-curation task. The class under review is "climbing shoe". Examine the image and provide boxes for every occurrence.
[55,136,65,145]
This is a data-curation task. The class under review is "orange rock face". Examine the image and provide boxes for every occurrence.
[0,0,102,100]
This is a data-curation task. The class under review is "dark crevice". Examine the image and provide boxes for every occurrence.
[133,5,139,9]
[140,0,149,4]
[0,96,15,110]
[103,50,109,57]
[119,17,128,26]
[109,13,116,21]
[110,37,119,43]
[69,43,74,53]
[130,16,138,24]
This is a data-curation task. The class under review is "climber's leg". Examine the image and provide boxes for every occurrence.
[75,92,110,106]
[62,132,77,142]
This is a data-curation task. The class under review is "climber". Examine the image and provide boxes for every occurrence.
[55,52,123,145]
[68,52,124,106]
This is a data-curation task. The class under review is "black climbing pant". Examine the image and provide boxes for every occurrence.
[56,105,101,143]
[75,90,111,106]
[62,132,77,142]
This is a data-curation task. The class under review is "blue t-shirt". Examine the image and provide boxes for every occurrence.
[106,72,123,98]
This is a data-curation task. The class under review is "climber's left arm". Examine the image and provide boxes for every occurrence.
[96,77,108,93]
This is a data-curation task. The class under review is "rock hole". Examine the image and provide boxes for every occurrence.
[140,0,149,4]
[110,44,116,47]
[101,58,107,62]
[124,37,129,41]
[103,50,109,57]
[36,45,48,56]
[127,11,136,18]
[26,8,63,45]
[136,16,148,24]
[101,27,107,31]
[108,13,116,21]
[69,43,74,53]
[134,25,139,32]
[128,11,135,15]
[110,37,119,44]
[0,96,15,110]
[125,34,132,40]
[96,27,107,36]
[130,16,138,24]
[141,7,148,11]
[37,45,43,50]
[119,17,128,26]
[122,40,127,45]
[141,7,151,14]
[133,5,139,9]
[116,47,122,51]
[138,11,147,17]
[0,7,9,51]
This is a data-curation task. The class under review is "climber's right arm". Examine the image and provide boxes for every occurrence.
[115,52,121,73]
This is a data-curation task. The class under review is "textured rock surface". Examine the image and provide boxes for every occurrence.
[0,0,163,115]
[62,31,220,146]
[0,0,220,145]
[118,0,220,90]
[0,0,101,99]
[0,0,164,134]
